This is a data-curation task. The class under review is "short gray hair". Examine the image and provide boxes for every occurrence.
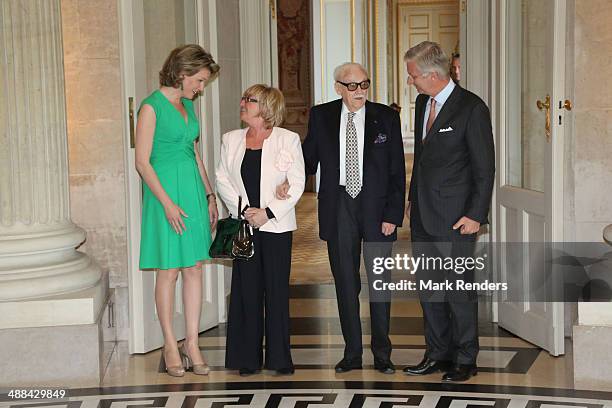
[333,62,369,82]
[403,41,449,78]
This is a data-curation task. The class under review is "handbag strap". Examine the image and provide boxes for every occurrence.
[237,196,247,219]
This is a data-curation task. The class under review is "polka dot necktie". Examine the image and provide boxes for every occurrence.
[345,111,361,198]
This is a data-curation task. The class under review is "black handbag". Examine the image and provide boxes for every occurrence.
[209,196,254,260]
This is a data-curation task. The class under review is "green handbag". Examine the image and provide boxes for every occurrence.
[209,196,254,260]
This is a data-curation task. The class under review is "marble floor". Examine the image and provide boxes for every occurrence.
[3,291,610,407]
[3,191,610,407]
[79,283,608,405]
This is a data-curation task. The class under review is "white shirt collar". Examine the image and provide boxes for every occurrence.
[341,102,366,118]
[432,79,455,106]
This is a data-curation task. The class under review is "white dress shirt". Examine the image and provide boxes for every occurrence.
[422,79,455,140]
[339,103,365,185]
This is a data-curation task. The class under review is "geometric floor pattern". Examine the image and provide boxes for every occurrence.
[3,384,612,407]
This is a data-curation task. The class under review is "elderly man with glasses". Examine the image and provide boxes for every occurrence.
[301,62,406,374]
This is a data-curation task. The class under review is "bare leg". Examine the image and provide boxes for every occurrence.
[182,263,205,365]
[155,268,182,367]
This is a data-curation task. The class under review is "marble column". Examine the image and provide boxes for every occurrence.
[0,0,102,301]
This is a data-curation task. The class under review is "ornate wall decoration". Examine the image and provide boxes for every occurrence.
[277,0,311,138]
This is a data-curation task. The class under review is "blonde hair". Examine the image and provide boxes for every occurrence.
[243,84,286,128]
[159,44,220,87]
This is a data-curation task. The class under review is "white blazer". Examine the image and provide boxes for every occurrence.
[215,127,305,233]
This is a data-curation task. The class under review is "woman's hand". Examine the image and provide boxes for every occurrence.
[244,207,269,228]
[164,203,188,234]
[208,199,218,232]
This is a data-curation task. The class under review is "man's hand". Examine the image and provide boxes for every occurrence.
[453,216,480,235]
[275,179,291,200]
[244,207,269,228]
[381,222,396,236]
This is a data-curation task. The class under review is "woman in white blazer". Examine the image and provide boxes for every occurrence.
[216,84,305,376]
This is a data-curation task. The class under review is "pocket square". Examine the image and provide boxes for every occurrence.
[439,126,453,133]
[374,133,387,144]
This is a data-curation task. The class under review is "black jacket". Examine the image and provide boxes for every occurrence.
[303,99,406,242]
[409,85,495,237]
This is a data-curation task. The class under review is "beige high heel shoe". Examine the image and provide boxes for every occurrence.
[179,344,210,375]
[162,347,185,377]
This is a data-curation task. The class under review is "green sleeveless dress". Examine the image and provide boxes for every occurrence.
[139,90,212,270]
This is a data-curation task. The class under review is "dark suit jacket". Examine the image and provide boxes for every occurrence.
[303,99,406,242]
[409,85,495,237]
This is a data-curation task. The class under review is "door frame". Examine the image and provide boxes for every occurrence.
[118,0,145,352]
[239,0,279,89]
[194,0,229,325]
[491,0,567,355]
[459,0,496,321]
[118,0,226,353]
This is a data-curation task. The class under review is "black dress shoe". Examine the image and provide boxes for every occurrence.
[403,357,452,375]
[442,364,477,382]
[239,368,261,376]
[374,361,396,374]
[275,367,295,375]
[334,358,362,373]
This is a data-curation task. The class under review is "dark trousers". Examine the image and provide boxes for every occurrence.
[327,188,393,363]
[410,197,479,365]
[225,230,293,370]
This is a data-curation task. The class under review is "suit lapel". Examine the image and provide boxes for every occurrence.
[327,100,342,167]
[414,94,427,144]
[424,85,463,142]
[364,101,378,147]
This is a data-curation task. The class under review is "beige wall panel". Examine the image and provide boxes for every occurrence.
[409,14,429,28]
[61,0,127,287]
[409,32,430,46]
[438,13,458,28]
[438,32,458,53]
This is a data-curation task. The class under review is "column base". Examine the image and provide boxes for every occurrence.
[0,274,112,387]
[573,324,612,391]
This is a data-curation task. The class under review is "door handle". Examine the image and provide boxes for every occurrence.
[129,97,135,148]
[269,0,276,19]
[560,99,572,111]
[536,94,551,142]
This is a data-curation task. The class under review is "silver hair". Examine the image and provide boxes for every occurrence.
[333,62,369,82]
[403,41,450,79]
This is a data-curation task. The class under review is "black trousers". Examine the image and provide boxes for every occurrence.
[225,230,293,370]
[410,197,479,365]
[327,188,393,363]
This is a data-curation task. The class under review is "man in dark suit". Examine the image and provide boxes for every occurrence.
[402,41,495,382]
[302,62,405,374]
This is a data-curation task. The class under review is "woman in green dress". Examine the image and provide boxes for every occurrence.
[135,44,219,377]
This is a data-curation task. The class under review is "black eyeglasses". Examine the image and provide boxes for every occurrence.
[336,79,371,91]
[241,96,258,103]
